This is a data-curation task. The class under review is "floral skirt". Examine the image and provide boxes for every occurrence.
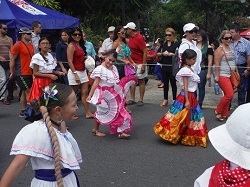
[153,91,208,147]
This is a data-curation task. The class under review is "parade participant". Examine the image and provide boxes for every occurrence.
[194,103,250,187]
[0,83,82,187]
[153,49,207,147]
[29,37,65,102]
[87,50,137,138]
[67,27,94,119]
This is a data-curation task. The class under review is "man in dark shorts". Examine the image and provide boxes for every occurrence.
[10,27,34,117]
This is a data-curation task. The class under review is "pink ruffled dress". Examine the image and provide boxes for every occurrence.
[89,65,138,134]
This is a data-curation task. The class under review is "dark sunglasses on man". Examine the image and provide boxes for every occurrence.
[188,30,198,34]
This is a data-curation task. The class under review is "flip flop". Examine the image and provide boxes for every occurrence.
[126,100,136,105]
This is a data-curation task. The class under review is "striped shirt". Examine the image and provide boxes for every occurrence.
[0,37,12,60]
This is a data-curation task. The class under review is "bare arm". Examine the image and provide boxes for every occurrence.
[214,48,223,82]
[86,77,101,101]
[207,54,213,80]
[0,154,30,187]
[183,76,190,109]
[9,54,17,79]
[141,48,147,73]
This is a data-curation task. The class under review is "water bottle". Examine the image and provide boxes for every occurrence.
[214,83,220,95]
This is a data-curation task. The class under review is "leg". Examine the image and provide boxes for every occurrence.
[92,120,106,137]
[161,68,168,106]
[80,82,94,118]
[237,67,246,106]
[216,76,234,118]
[138,78,145,102]
[198,69,207,108]
[129,85,136,102]
[169,73,177,100]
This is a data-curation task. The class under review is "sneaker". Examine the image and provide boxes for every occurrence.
[19,110,25,118]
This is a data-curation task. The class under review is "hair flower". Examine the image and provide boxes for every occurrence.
[43,85,59,106]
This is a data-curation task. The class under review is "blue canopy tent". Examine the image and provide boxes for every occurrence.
[0,0,79,42]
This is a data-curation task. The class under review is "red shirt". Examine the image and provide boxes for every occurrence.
[147,49,155,62]
[71,42,85,71]
[128,33,146,64]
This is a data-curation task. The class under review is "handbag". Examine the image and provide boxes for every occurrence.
[120,46,135,76]
[223,50,240,88]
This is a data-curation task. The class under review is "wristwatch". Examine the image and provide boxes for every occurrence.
[73,71,77,74]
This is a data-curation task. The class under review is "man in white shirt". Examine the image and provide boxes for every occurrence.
[31,21,42,54]
[99,26,115,55]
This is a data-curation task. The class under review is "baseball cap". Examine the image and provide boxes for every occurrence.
[183,23,199,32]
[124,22,136,30]
[18,27,32,34]
[107,26,115,33]
[146,43,151,47]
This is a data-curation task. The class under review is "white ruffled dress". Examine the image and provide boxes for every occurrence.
[10,120,82,187]
[89,65,137,134]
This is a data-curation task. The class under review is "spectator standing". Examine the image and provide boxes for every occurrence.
[99,26,115,55]
[195,103,250,187]
[10,28,34,117]
[214,30,236,121]
[196,29,213,108]
[157,27,179,107]
[55,29,69,85]
[153,38,164,88]
[125,22,147,106]
[229,23,250,106]
[31,21,42,54]
[82,31,96,59]
[178,23,202,75]
[146,43,156,75]
[67,28,94,119]
[0,22,13,105]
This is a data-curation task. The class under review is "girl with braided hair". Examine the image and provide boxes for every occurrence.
[0,83,82,187]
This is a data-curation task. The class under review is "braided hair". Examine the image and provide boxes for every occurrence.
[31,83,73,187]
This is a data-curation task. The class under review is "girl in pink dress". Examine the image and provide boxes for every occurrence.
[87,50,137,139]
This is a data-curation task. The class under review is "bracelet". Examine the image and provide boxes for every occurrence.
[73,71,77,74]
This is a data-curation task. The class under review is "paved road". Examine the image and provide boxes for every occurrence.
[0,77,238,187]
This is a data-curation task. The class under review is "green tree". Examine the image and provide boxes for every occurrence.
[31,0,61,10]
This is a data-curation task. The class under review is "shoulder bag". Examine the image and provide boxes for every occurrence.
[223,50,240,89]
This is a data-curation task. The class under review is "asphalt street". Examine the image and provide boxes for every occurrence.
[0,76,238,187]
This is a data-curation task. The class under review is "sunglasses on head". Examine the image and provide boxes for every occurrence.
[188,30,198,34]
[223,36,232,40]
[72,33,81,37]
[165,34,172,37]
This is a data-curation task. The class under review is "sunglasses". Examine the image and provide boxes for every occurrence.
[165,34,172,37]
[72,33,81,37]
[25,33,32,35]
[1,28,7,30]
[223,36,232,40]
[118,31,125,34]
[108,59,116,63]
[188,30,198,34]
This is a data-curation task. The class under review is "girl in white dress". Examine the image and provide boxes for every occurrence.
[153,49,208,147]
[87,50,137,139]
[0,83,82,187]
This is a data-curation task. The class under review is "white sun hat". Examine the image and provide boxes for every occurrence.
[208,103,250,170]
[85,56,95,72]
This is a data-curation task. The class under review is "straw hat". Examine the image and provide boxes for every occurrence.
[209,103,250,170]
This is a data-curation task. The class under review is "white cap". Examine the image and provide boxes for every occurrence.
[183,23,199,32]
[146,43,151,47]
[107,26,115,32]
[124,22,136,30]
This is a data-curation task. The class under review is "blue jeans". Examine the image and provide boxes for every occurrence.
[198,69,207,107]
[237,66,247,105]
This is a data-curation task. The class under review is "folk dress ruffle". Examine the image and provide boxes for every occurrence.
[89,65,138,134]
[153,67,208,147]
[29,53,57,102]
[10,121,82,186]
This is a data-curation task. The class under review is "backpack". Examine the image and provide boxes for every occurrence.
[172,42,190,77]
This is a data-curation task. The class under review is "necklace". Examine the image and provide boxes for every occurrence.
[50,119,61,130]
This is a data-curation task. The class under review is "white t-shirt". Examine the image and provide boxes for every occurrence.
[178,38,202,74]
[99,37,113,53]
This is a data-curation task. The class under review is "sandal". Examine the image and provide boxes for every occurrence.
[118,133,130,139]
[126,100,136,105]
[92,130,106,137]
[160,100,168,107]
[1,98,10,105]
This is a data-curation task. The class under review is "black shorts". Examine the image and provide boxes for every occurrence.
[16,75,33,91]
